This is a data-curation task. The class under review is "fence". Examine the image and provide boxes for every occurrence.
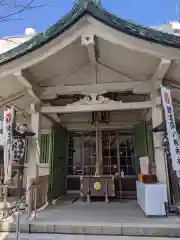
[28,175,49,217]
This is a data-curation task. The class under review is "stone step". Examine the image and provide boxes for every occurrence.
[1,222,180,238]
[0,233,178,240]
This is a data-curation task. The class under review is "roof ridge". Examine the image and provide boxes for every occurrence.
[87,3,180,44]
[0,1,180,66]
[75,0,102,8]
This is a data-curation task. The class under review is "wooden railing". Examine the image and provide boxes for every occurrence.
[28,175,49,218]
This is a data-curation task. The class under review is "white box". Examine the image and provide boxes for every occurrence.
[136,181,168,216]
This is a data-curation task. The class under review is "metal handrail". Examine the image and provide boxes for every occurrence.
[0,176,36,240]
[0,180,35,219]
[12,181,35,217]
[0,165,49,239]
[15,181,36,240]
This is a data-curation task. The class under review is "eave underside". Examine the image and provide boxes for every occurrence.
[0,17,180,127]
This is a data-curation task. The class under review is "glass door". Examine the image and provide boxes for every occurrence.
[83,131,96,175]
[117,132,135,176]
[67,131,97,176]
[102,131,118,175]
[101,131,135,177]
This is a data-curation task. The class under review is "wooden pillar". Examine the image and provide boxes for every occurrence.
[26,103,41,210]
[151,91,168,184]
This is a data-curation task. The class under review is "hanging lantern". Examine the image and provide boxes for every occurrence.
[99,111,110,123]
[91,112,97,125]
[91,111,110,125]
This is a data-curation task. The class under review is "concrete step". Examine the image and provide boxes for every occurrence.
[1,221,180,238]
[0,233,178,240]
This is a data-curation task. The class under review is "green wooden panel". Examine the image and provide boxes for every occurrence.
[146,124,154,164]
[134,121,147,158]
[40,133,51,163]
[48,132,54,202]
[133,121,147,174]
[50,125,68,199]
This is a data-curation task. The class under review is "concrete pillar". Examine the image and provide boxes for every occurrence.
[151,91,167,184]
[26,103,41,203]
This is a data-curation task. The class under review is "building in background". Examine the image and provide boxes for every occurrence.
[0,28,36,54]
[152,21,180,35]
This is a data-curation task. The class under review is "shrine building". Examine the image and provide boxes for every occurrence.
[0,0,180,205]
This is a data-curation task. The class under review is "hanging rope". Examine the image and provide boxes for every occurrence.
[95,121,100,176]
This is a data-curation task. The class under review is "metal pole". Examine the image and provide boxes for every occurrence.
[0,167,3,199]
[95,122,99,175]
[34,183,37,219]
[27,181,33,220]
[16,208,20,240]
[3,184,8,217]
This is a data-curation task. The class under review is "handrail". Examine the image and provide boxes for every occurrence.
[0,166,49,239]
[12,181,35,217]
[0,180,35,220]
[15,181,36,240]
[0,180,37,240]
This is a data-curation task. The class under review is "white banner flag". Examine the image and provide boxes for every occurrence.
[161,86,180,170]
[3,107,15,182]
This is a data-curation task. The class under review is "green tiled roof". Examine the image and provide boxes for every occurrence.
[0,1,180,66]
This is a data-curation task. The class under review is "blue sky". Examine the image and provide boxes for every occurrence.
[0,0,180,36]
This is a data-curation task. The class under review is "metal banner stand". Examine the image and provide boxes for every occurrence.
[3,184,8,218]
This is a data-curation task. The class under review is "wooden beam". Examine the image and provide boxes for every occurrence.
[41,100,153,114]
[151,58,171,88]
[14,72,40,101]
[81,31,96,64]
[0,90,27,107]
[64,122,139,130]
[40,81,152,99]
[10,105,30,119]
[164,79,180,90]
[14,73,61,124]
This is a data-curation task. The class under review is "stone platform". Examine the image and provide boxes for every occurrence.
[1,200,180,237]
[1,233,180,240]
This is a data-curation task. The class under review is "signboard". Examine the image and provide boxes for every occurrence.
[12,138,25,164]
[139,156,149,174]
[3,107,16,182]
[161,86,180,170]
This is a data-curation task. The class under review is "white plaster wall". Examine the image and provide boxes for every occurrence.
[0,120,3,146]
[0,133,3,146]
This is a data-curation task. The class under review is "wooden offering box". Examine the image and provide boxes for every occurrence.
[138,174,157,184]
[80,175,115,202]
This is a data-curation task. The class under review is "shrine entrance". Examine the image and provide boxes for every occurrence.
[66,130,136,199]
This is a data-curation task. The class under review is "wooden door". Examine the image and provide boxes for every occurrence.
[50,125,68,199]
[133,121,148,174]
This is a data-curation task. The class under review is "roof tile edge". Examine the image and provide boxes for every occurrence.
[0,1,180,66]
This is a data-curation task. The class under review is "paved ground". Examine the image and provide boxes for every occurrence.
[1,200,180,237]
[0,233,180,240]
[32,199,180,225]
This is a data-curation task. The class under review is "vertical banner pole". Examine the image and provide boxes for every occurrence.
[3,106,16,183]
[161,86,180,171]
[3,184,8,217]
[3,106,16,216]
[161,86,180,205]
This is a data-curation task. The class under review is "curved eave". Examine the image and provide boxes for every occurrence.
[0,2,180,66]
